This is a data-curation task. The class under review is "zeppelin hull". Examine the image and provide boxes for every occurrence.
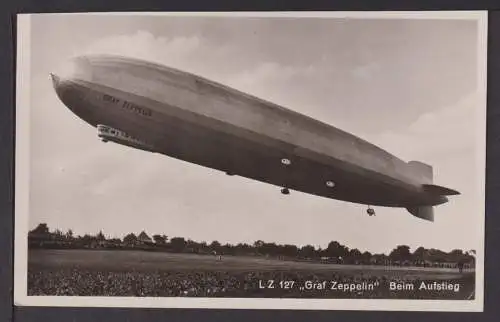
[49,54,461,220]
[54,77,425,207]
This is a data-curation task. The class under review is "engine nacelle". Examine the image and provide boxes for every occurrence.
[97,124,157,153]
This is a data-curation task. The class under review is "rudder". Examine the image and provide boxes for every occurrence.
[407,161,433,184]
[407,206,434,222]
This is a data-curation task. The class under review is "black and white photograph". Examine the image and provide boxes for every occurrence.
[14,11,487,311]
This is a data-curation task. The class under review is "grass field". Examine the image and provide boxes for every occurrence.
[29,249,467,279]
[27,249,475,299]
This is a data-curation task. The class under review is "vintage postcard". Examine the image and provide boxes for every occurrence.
[14,11,487,311]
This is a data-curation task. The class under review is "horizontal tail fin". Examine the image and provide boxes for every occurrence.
[407,206,434,222]
[407,161,433,184]
[406,162,458,222]
[422,184,460,196]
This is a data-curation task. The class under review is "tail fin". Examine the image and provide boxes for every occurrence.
[422,184,460,196]
[406,162,459,222]
[407,206,434,222]
[407,160,433,184]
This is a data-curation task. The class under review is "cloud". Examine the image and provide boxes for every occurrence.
[367,92,479,163]
[351,62,381,80]
[361,92,483,236]
[79,30,245,85]
[81,31,202,67]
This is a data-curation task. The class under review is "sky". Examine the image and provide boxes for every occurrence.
[25,13,485,254]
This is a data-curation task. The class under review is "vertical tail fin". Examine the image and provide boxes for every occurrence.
[406,206,434,222]
[407,161,433,184]
[407,161,434,222]
[406,161,459,222]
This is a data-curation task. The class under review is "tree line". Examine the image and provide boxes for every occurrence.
[28,223,476,266]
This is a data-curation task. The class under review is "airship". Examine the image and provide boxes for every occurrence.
[50,54,459,222]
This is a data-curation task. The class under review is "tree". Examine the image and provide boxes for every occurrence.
[53,229,65,241]
[80,234,96,246]
[412,246,428,262]
[153,234,166,245]
[123,233,137,245]
[199,241,208,252]
[282,244,298,257]
[466,250,476,266]
[28,223,51,246]
[210,240,221,253]
[234,243,252,255]
[427,248,448,262]
[261,242,279,256]
[299,245,316,259]
[253,240,265,248]
[221,243,234,255]
[326,241,349,260]
[360,251,372,264]
[185,239,201,253]
[348,248,362,263]
[372,253,388,265]
[389,245,411,262]
[96,230,106,242]
[448,249,464,262]
[30,223,49,236]
[170,237,187,252]
[65,229,74,240]
[108,238,122,245]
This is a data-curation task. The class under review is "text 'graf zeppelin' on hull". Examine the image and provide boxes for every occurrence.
[50,54,460,222]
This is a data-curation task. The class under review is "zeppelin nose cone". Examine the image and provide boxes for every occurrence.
[52,56,93,83]
[49,72,60,89]
[50,56,93,101]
